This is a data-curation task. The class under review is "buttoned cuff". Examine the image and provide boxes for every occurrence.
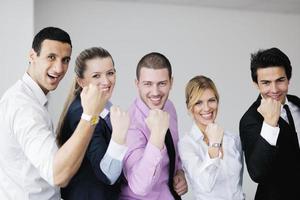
[107,140,128,161]
[260,122,280,146]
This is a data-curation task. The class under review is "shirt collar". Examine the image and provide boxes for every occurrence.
[190,122,204,142]
[22,72,48,107]
[100,101,112,118]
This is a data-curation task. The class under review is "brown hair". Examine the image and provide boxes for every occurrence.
[56,47,114,146]
[136,52,172,80]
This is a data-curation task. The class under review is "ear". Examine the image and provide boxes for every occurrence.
[170,76,174,90]
[29,48,37,63]
[253,81,259,90]
[76,77,85,88]
[135,79,139,88]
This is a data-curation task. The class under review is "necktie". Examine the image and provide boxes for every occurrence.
[283,104,299,147]
[104,112,112,131]
[165,129,181,200]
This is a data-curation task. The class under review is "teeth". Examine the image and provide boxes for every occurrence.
[101,87,110,91]
[201,113,212,119]
[48,74,59,79]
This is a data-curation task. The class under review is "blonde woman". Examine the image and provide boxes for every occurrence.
[178,75,244,200]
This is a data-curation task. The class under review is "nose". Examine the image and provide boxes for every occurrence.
[53,61,65,74]
[151,85,160,95]
[100,75,110,85]
[270,82,278,93]
[202,102,210,111]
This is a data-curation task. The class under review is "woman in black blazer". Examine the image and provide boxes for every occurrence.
[56,47,130,200]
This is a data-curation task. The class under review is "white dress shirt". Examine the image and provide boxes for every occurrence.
[0,73,59,200]
[178,123,245,200]
[260,98,300,146]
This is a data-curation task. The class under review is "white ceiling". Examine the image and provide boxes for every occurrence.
[95,0,300,15]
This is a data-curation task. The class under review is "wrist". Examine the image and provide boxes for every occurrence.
[208,142,222,148]
[81,113,99,126]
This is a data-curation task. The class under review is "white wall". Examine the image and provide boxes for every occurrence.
[34,1,300,199]
[0,0,34,96]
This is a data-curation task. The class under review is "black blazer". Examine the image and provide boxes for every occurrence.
[60,95,122,200]
[239,94,300,200]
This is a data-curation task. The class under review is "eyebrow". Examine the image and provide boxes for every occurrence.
[259,76,286,82]
[90,68,115,75]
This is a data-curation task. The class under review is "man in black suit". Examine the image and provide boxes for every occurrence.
[239,47,300,200]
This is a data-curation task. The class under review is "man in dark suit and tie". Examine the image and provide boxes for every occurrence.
[239,47,300,200]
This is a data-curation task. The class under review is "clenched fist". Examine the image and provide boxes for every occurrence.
[257,97,281,127]
[81,84,106,116]
[146,109,170,150]
[110,106,130,145]
[205,123,224,145]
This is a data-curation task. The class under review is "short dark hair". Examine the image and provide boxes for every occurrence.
[250,47,292,83]
[136,52,172,80]
[32,27,72,55]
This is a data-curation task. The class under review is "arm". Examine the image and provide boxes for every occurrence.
[99,106,129,184]
[100,140,127,184]
[178,137,222,193]
[88,105,130,185]
[123,126,164,196]
[239,111,278,183]
[53,84,107,187]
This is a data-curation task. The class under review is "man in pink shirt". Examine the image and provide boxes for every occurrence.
[120,52,188,200]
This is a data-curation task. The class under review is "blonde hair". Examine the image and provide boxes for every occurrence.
[56,47,114,147]
[185,75,219,112]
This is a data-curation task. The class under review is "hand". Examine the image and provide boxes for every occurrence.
[80,84,106,116]
[146,109,169,149]
[205,123,224,145]
[110,106,130,145]
[257,97,281,127]
[173,170,188,196]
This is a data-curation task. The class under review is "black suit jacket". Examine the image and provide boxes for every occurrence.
[60,95,122,200]
[239,94,300,200]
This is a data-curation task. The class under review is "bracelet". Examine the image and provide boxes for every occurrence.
[209,143,222,148]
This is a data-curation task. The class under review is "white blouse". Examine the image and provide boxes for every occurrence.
[178,123,245,200]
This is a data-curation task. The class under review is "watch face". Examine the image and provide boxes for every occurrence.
[91,116,99,125]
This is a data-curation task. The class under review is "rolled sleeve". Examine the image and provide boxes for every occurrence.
[260,122,280,146]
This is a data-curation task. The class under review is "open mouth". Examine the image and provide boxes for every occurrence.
[48,73,59,81]
[149,96,162,105]
[201,112,213,120]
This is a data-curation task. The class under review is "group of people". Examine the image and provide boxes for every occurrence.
[0,26,299,200]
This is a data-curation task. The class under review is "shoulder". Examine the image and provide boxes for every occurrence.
[164,99,177,120]
[287,94,300,107]
[224,131,240,142]
[240,98,262,125]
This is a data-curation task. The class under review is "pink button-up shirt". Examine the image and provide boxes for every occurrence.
[120,97,182,200]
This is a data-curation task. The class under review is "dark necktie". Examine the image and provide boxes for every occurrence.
[165,129,181,200]
[104,112,112,131]
[283,104,299,147]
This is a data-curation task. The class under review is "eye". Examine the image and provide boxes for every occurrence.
[209,98,217,103]
[144,82,151,86]
[261,81,270,85]
[107,71,115,76]
[159,82,167,87]
[62,58,70,64]
[48,55,55,61]
[92,74,101,78]
[195,100,202,106]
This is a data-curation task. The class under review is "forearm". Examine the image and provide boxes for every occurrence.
[125,142,163,196]
[53,120,95,187]
[100,140,127,184]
